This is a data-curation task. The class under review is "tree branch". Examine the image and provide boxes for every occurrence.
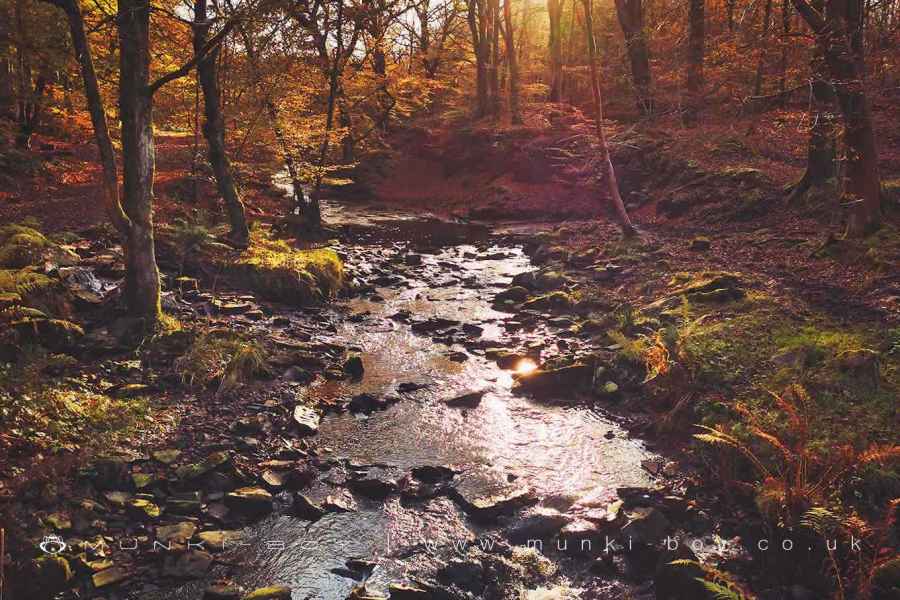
[145,15,238,95]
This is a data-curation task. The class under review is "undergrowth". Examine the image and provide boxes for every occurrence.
[173,328,269,395]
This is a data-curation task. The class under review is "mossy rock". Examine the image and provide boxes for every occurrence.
[30,556,74,598]
[872,556,900,600]
[228,227,343,305]
[4,317,84,351]
[0,267,71,316]
[0,223,79,268]
[671,271,745,303]
[242,587,291,600]
[522,291,576,312]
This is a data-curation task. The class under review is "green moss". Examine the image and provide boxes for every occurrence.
[231,227,343,305]
[0,223,78,268]
[522,290,575,312]
[174,329,268,392]
[0,267,69,317]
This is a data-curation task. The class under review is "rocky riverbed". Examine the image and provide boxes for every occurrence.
[5,200,750,600]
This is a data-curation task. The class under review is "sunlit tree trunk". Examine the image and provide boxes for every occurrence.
[118,0,162,325]
[547,0,563,101]
[684,0,705,126]
[582,0,637,237]
[614,0,653,115]
[466,0,489,116]
[502,0,521,123]
[489,0,501,116]
[194,0,249,247]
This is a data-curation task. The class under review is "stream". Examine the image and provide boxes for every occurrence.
[144,194,664,600]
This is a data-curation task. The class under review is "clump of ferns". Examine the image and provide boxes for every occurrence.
[694,385,900,528]
[668,560,756,600]
[173,329,269,397]
[797,499,900,600]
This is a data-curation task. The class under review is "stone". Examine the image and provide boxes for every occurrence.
[514,364,593,398]
[196,530,243,551]
[92,565,131,588]
[162,550,213,578]
[343,354,365,378]
[349,468,399,499]
[242,586,292,600]
[494,286,530,304]
[293,405,320,435]
[689,237,711,251]
[152,449,182,465]
[262,470,287,489]
[522,291,575,312]
[103,490,131,506]
[293,494,325,521]
[452,475,536,521]
[32,556,73,593]
[620,507,670,545]
[386,583,431,599]
[226,487,273,516]
[438,558,485,594]
[214,300,252,315]
[507,507,572,544]
[126,497,161,520]
[175,451,230,480]
[44,512,71,531]
[204,584,243,600]
[445,389,486,408]
[654,545,709,600]
[156,521,197,544]
[132,472,156,489]
[167,491,203,515]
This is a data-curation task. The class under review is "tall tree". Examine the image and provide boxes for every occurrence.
[39,0,128,237]
[753,0,774,96]
[194,0,250,247]
[547,0,563,101]
[582,0,637,237]
[502,0,521,123]
[684,0,705,126]
[792,0,882,235]
[614,0,653,115]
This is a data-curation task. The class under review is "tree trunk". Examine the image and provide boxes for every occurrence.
[777,0,790,104]
[614,0,653,115]
[42,0,129,237]
[466,0,489,116]
[684,0,705,126]
[0,2,15,119]
[502,0,521,123]
[790,34,836,199]
[194,0,249,247]
[792,0,881,235]
[753,0,774,96]
[582,0,637,237]
[118,0,162,325]
[547,0,563,101]
[488,0,501,116]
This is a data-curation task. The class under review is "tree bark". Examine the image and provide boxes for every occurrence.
[614,0,653,115]
[118,0,162,325]
[547,0,563,101]
[502,0,521,123]
[684,0,705,126]
[194,0,249,247]
[488,0,501,116]
[582,0,637,237]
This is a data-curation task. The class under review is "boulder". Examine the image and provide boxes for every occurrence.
[162,550,213,578]
[226,487,274,516]
[242,586,292,600]
[620,507,670,545]
[445,389,487,408]
[293,405,320,435]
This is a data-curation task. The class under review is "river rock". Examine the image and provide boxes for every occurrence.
[162,550,213,578]
[242,586,291,600]
[506,507,572,544]
[168,491,203,515]
[513,364,592,398]
[349,467,399,498]
[445,389,486,408]
[620,506,670,545]
[226,487,273,516]
[293,494,326,521]
[293,405,320,435]
[438,558,485,595]
[203,584,243,600]
[92,565,131,588]
[654,545,710,599]
[156,522,197,544]
[494,286,530,304]
[31,556,73,594]
[196,530,242,551]
[452,472,536,521]
[343,354,365,378]
[387,583,431,599]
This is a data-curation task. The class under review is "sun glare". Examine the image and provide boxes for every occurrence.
[513,358,538,376]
